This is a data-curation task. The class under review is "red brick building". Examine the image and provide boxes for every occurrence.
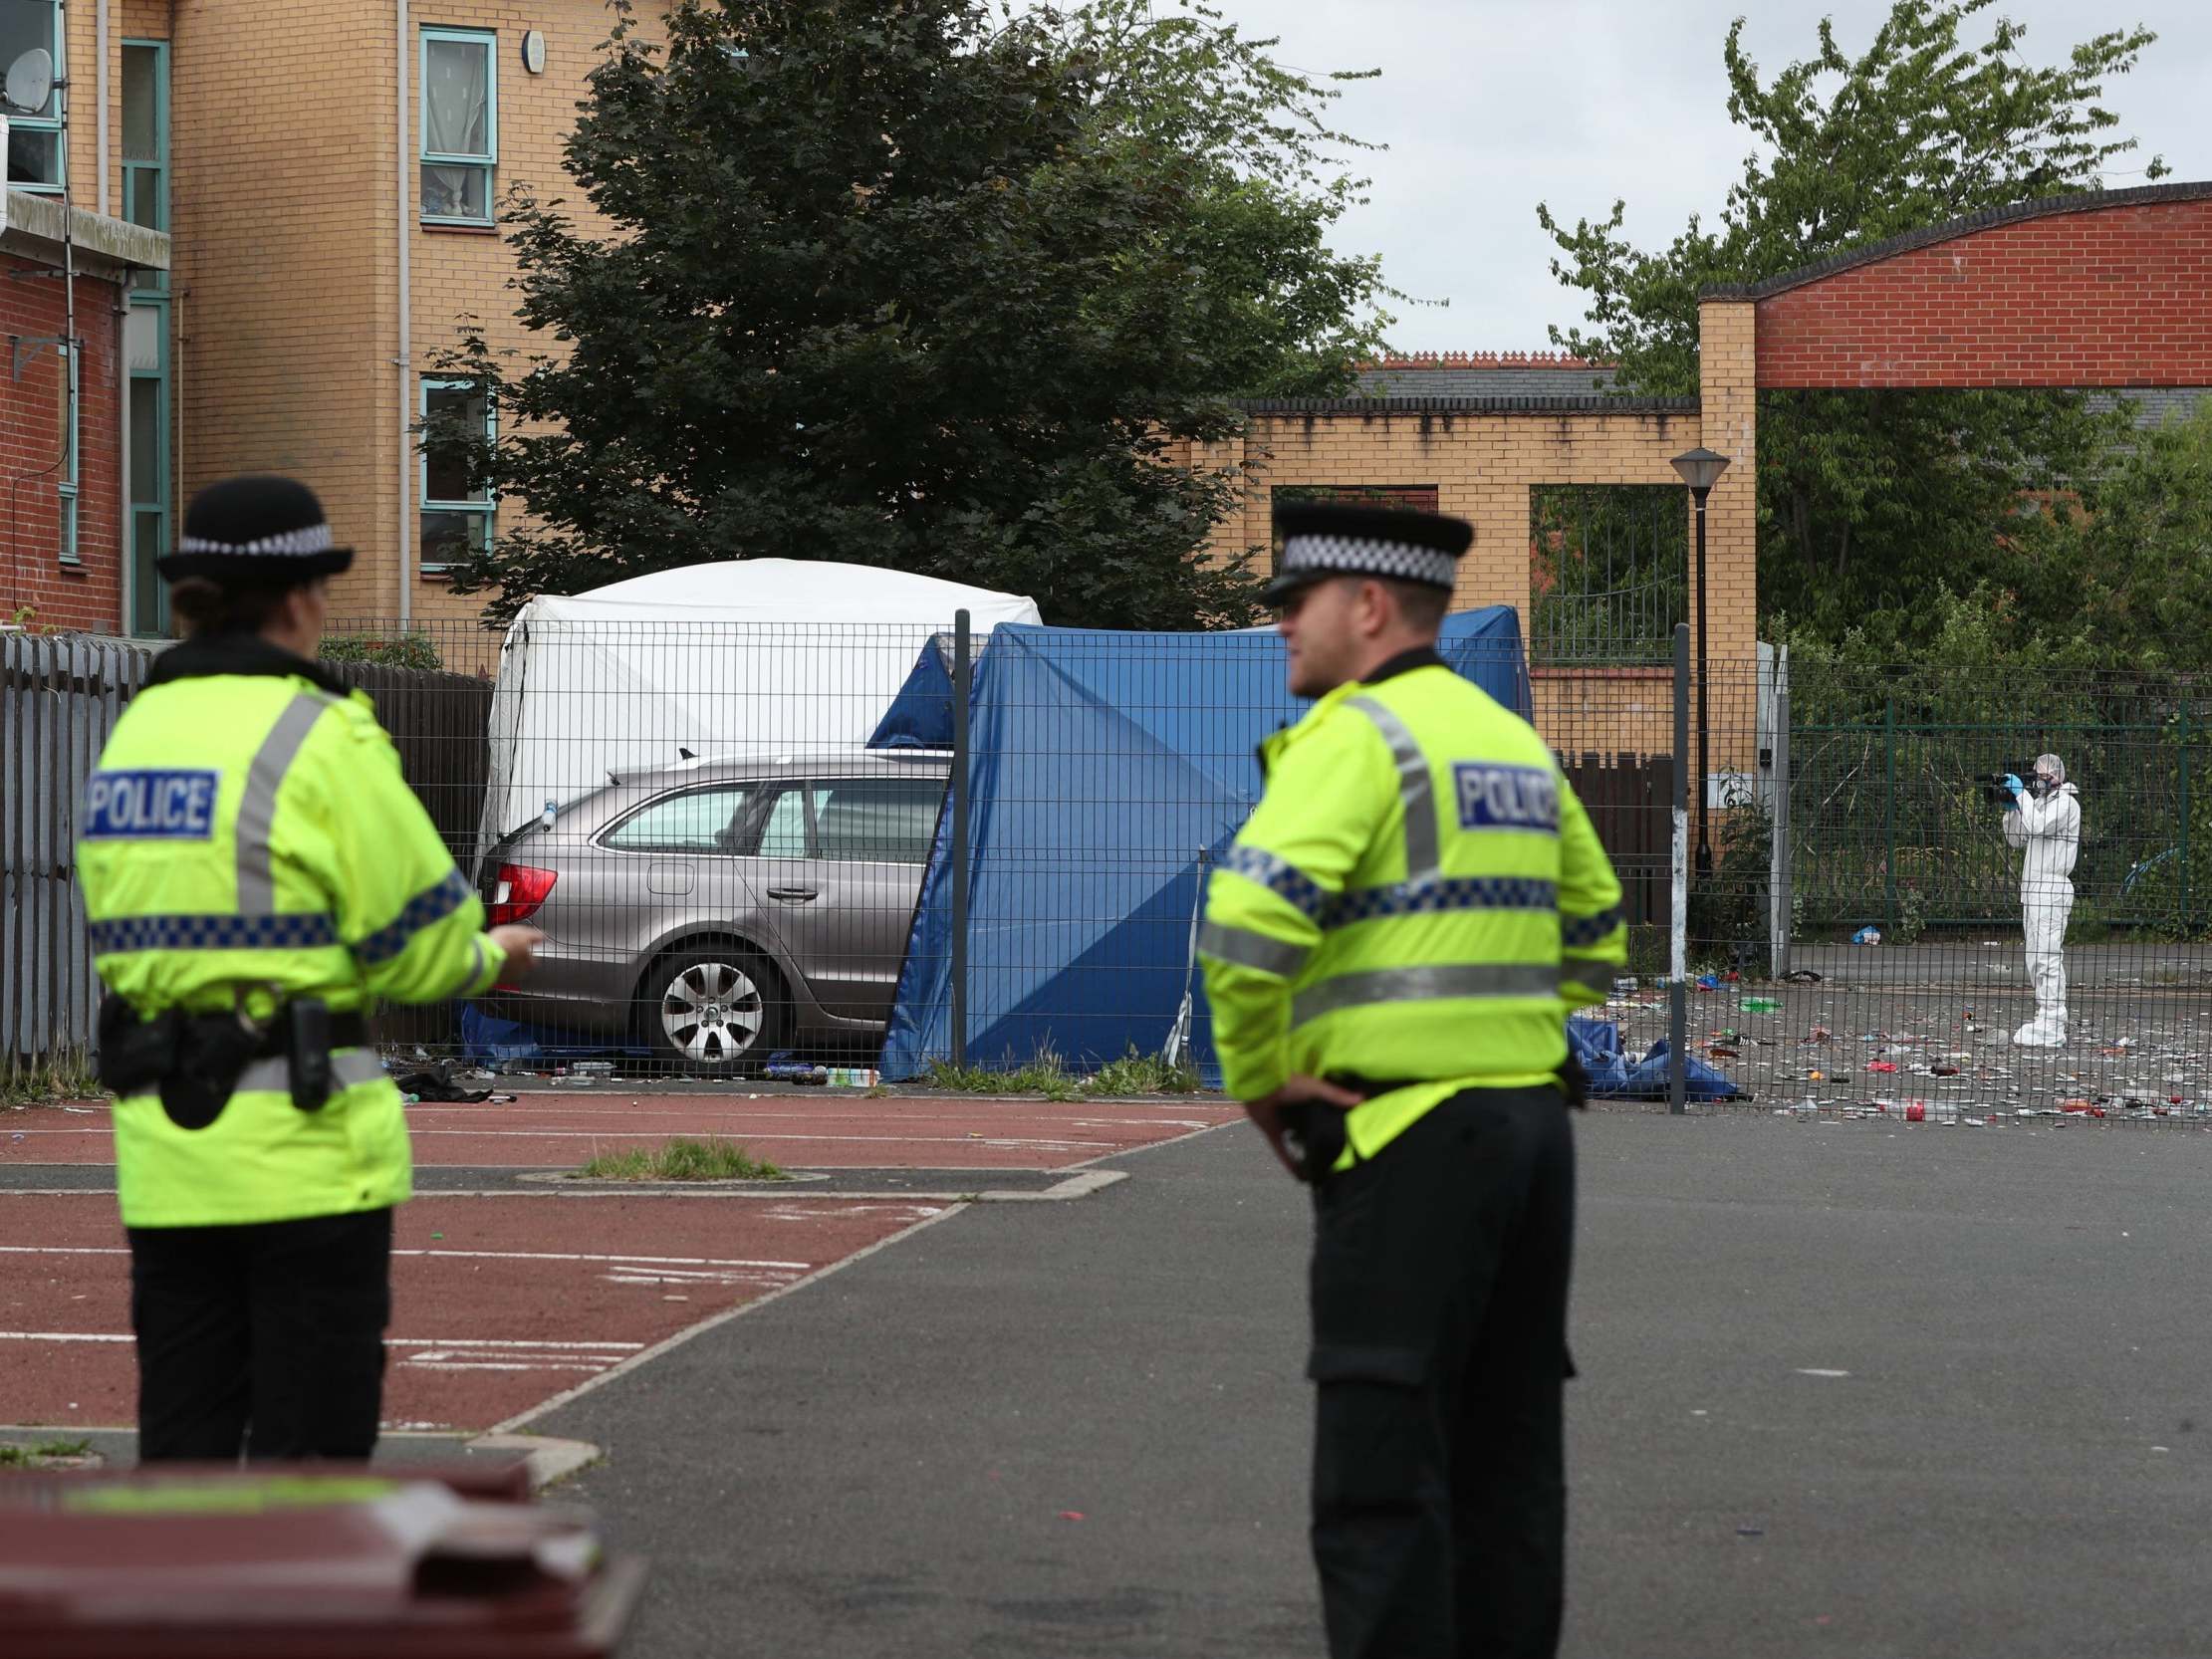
[0,189,166,636]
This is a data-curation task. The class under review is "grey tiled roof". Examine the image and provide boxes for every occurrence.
[1354,365,1619,399]
[2092,388,2211,430]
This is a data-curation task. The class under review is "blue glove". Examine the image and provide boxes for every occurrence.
[2002,774,2023,806]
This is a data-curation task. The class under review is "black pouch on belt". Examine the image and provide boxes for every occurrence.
[96,994,181,1098]
[99,994,252,1130]
[288,998,334,1112]
[162,1015,263,1132]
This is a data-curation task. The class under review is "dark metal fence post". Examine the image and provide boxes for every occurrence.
[1882,695,1897,931]
[950,610,972,1068]
[1670,621,1689,1115]
[1771,655,1792,981]
[2180,702,2193,933]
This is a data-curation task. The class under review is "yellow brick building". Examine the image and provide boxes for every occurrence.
[35,0,1758,694]
[37,0,646,635]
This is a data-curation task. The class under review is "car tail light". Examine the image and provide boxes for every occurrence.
[488,862,558,927]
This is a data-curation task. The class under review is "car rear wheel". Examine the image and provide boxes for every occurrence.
[642,948,786,1074]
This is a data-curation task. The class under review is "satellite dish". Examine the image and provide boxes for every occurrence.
[4,48,52,117]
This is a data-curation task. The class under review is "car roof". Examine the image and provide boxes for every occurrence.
[611,749,948,793]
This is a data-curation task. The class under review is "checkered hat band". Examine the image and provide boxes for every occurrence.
[177,522,335,559]
[1280,533,1457,589]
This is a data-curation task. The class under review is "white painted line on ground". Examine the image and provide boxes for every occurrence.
[406,1129,1116,1149]
[1797,1367,1851,1378]
[489,1203,969,1436]
[1053,1114,1240,1171]
[0,1183,1107,1203]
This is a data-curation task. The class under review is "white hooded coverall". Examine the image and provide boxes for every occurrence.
[2002,779,2081,1040]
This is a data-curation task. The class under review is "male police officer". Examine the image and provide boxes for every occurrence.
[1199,502,1626,1659]
[77,474,542,1462]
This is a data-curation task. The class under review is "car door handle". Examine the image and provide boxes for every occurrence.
[768,886,820,902]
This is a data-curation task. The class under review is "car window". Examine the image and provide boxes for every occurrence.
[603,786,752,853]
[811,776,944,864]
[756,788,813,859]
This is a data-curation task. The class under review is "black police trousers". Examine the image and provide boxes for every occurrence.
[1307,1084,1575,1659]
[127,1207,392,1462]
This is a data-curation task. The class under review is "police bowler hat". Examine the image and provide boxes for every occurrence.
[157,474,355,584]
[1267,501,1473,603]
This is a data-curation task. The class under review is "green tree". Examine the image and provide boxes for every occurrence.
[1537,0,2163,640]
[2012,401,2212,668]
[428,0,1396,628]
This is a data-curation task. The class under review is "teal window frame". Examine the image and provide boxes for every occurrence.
[123,37,170,634]
[3,0,64,191]
[55,340,78,565]
[419,25,497,226]
[121,37,167,291]
[419,375,495,576]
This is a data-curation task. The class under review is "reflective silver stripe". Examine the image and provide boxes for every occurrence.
[231,1049,386,1095]
[1291,962,1562,1026]
[1197,919,1312,978]
[1345,695,1437,881]
[235,694,330,915]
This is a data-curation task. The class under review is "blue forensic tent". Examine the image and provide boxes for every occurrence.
[876,610,1533,1081]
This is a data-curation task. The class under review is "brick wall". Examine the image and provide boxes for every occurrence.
[167,0,395,619]
[1753,197,2212,388]
[142,0,642,630]
[1193,402,1759,766]
[0,256,123,634]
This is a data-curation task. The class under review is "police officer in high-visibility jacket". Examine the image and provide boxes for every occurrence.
[1200,502,1625,1659]
[77,474,544,1463]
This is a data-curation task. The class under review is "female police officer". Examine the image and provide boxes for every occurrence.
[78,474,541,1462]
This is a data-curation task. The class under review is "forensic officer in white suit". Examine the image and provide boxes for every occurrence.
[2000,754,2081,1048]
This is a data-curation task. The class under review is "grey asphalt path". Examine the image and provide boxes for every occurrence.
[540,1112,2212,1659]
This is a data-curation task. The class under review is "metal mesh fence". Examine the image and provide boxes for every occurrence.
[9,612,2212,1122]
[1642,648,2212,1125]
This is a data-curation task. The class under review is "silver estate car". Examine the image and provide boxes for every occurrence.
[477,754,948,1071]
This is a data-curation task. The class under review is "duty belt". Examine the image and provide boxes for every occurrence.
[97,995,372,1130]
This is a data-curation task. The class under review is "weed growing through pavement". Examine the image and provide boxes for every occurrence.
[925,1045,1200,1099]
[575,1137,789,1181]
[1,1050,104,1108]
[0,1438,94,1465]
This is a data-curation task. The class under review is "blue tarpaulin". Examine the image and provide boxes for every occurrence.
[1569,1018,1739,1100]
[877,610,1533,1081]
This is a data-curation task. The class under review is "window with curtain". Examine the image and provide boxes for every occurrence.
[0,0,62,189]
[419,377,494,574]
[420,27,495,223]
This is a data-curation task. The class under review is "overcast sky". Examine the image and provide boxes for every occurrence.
[1194,0,2208,354]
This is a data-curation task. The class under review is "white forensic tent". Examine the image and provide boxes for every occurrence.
[476,560,1041,861]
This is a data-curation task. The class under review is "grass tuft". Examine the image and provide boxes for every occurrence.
[0,1437,94,1466]
[576,1137,789,1182]
[2,1050,104,1109]
[926,1045,1200,1098]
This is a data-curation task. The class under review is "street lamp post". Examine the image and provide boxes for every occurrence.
[1670,447,1730,884]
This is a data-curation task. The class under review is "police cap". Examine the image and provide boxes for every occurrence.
[158,474,355,585]
[1267,501,1472,603]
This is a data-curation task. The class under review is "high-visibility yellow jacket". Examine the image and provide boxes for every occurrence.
[1199,648,1625,1164]
[76,635,507,1228]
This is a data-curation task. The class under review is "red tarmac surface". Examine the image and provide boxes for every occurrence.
[0,1192,944,1433]
[0,1091,1236,1434]
[0,1091,1239,1170]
